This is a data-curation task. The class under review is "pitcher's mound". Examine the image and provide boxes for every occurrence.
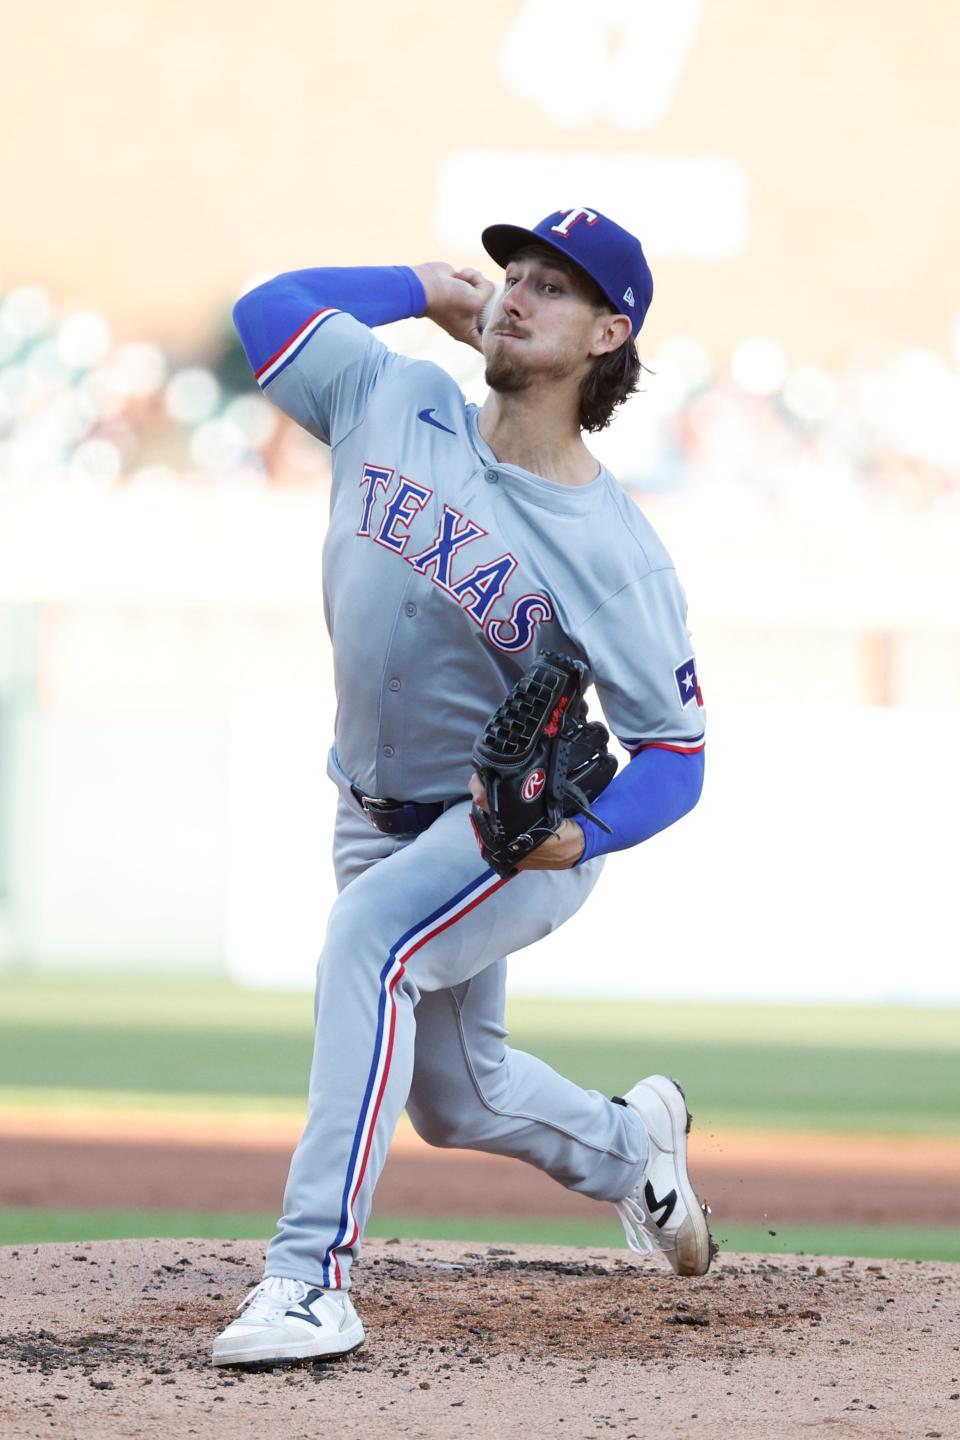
[1,1237,956,1438]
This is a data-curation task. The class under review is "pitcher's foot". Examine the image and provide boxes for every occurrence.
[212,1276,365,1367]
[614,1074,717,1276]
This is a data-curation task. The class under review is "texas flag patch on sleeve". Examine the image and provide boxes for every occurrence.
[674,657,704,708]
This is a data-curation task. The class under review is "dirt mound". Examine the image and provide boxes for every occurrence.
[1,1238,957,1438]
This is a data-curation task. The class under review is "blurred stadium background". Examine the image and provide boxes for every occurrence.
[0,1,957,1256]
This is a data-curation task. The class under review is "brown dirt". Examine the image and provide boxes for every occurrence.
[3,1128,959,1228]
[9,1106,960,1179]
[1,1238,957,1439]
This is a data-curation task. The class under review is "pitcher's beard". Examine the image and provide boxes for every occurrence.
[485,348,579,394]
[484,353,531,394]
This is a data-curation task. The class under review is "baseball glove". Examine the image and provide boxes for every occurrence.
[470,650,617,877]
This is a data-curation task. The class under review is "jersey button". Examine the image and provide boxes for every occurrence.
[382,744,395,757]
[484,469,498,483]
[388,678,401,691]
[404,602,417,617]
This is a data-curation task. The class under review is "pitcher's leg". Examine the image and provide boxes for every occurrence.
[267,800,605,1289]
[266,879,421,1289]
[265,796,410,1289]
[409,963,647,1201]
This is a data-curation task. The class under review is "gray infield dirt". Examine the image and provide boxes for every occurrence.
[1,1238,958,1439]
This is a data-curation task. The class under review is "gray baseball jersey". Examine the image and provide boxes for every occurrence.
[236,293,703,1296]
[262,309,704,802]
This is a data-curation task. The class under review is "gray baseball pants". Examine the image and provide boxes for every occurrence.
[264,776,648,1289]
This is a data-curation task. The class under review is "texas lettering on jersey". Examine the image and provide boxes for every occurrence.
[357,461,554,653]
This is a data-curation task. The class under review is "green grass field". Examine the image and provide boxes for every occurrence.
[1,1209,958,1263]
[1,978,958,1260]
[1,979,958,1135]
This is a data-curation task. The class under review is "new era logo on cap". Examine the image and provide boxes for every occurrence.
[481,206,654,335]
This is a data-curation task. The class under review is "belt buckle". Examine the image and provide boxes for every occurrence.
[361,794,398,814]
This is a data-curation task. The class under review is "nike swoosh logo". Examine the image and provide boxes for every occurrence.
[417,407,457,435]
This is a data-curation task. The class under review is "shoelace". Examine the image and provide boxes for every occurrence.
[237,1276,310,1322]
[614,1193,657,1257]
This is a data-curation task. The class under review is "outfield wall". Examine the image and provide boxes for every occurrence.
[0,485,956,1001]
[3,688,956,1002]
[224,695,960,1004]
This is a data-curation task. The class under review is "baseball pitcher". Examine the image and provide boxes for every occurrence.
[213,207,713,1367]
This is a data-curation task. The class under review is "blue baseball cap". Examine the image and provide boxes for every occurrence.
[481,207,654,336]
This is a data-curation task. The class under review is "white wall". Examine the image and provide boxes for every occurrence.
[4,654,958,1000]
[223,696,960,1003]
[1,486,957,998]
[24,711,228,971]
[224,689,337,988]
[509,703,960,1001]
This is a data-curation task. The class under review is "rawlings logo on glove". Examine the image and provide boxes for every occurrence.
[470,650,617,877]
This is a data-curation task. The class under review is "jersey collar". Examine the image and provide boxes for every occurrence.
[465,406,612,515]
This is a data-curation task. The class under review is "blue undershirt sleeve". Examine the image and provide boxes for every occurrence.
[233,266,427,376]
[573,747,704,864]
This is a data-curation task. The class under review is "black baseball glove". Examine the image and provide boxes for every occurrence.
[470,650,618,877]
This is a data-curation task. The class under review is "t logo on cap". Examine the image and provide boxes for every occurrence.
[481,206,655,335]
[550,208,599,237]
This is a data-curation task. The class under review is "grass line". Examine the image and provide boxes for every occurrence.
[0,1086,307,1117]
[1,983,958,1138]
[2,1087,960,1139]
[1,1209,958,1262]
[1,979,958,1049]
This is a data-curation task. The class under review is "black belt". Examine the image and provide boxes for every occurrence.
[350,784,454,836]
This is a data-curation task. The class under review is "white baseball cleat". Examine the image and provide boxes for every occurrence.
[614,1074,717,1277]
[212,1276,365,1367]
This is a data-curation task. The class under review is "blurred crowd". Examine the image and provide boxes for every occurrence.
[0,283,306,492]
[0,282,958,515]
